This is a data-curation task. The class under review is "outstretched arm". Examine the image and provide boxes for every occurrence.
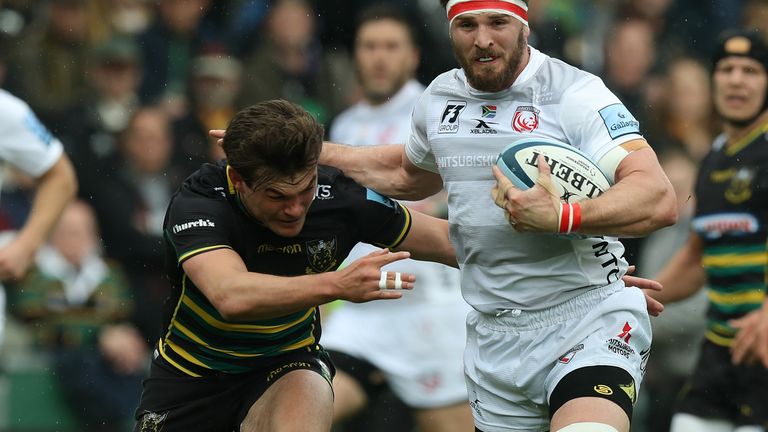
[650,233,706,304]
[184,248,415,321]
[0,154,77,280]
[394,210,457,268]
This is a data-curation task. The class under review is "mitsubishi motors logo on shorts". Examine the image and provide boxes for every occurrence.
[607,321,635,359]
[438,100,466,134]
[618,321,632,343]
[512,105,540,133]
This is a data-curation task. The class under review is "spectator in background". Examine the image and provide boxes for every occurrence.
[9,200,146,432]
[6,0,110,116]
[88,107,182,344]
[109,0,153,36]
[237,0,354,125]
[650,29,768,432]
[55,35,143,186]
[174,46,242,167]
[651,57,718,160]
[137,0,213,116]
[321,5,473,432]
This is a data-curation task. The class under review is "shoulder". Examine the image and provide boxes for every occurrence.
[0,90,32,125]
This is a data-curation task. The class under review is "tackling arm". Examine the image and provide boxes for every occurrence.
[183,247,415,321]
[321,142,443,200]
[393,210,457,268]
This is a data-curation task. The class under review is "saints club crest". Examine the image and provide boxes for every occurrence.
[305,238,338,273]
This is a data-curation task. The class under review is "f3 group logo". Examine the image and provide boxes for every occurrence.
[438,100,466,134]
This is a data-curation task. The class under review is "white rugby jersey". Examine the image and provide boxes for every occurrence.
[330,80,463,305]
[406,47,641,313]
[0,90,63,177]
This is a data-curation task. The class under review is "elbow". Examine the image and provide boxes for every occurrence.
[642,188,679,235]
[210,292,249,321]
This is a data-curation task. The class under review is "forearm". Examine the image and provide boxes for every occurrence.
[211,271,338,321]
[651,236,706,304]
[579,150,677,237]
[321,142,441,200]
[395,211,458,268]
[16,155,77,249]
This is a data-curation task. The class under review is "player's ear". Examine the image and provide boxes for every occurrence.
[228,167,248,192]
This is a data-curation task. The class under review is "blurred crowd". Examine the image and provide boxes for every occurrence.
[0,0,766,431]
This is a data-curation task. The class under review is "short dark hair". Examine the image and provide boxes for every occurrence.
[223,100,324,188]
[356,3,418,47]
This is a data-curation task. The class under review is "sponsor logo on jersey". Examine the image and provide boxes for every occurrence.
[512,105,540,133]
[470,118,498,134]
[606,338,635,359]
[591,238,623,284]
[599,104,640,139]
[315,184,333,200]
[438,100,466,134]
[619,380,637,404]
[436,154,496,169]
[306,238,338,273]
[366,189,395,208]
[558,343,584,364]
[172,219,216,234]
[138,411,168,432]
[692,213,759,239]
[266,361,313,382]
[725,167,756,204]
[593,384,613,395]
[256,243,303,254]
[618,321,632,343]
[481,105,497,118]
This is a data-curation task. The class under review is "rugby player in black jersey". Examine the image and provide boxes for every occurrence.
[652,29,768,432]
[133,99,457,432]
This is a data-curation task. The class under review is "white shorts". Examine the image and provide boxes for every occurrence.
[464,282,651,432]
[322,299,471,408]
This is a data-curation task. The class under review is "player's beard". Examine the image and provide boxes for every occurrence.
[454,29,526,93]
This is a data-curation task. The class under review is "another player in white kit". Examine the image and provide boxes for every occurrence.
[0,89,77,339]
[321,5,473,432]
[319,1,677,431]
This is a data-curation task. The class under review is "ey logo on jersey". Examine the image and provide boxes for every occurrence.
[438,100,466,134]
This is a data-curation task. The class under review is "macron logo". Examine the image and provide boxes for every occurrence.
[173,219,215,234]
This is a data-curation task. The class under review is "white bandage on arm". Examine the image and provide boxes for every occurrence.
[596,140,650,183]
[556,422,619,432]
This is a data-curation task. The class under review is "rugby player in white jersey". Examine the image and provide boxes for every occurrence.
[321,5,473,432]
[318,1,677,431]
[0,89,77,340]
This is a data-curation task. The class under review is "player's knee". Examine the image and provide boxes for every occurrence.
[556,422,619,432]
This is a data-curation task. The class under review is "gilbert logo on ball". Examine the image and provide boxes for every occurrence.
[496,138,612,203]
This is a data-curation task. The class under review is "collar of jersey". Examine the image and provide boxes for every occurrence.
[460,45,543,98]
[226,164,262,222]
[725,114,768,156]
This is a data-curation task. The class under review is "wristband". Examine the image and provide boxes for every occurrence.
[558,202,582,234]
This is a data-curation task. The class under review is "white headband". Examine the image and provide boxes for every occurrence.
[446,0,529,26]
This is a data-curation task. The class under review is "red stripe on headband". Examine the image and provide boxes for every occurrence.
[448,1,528,22]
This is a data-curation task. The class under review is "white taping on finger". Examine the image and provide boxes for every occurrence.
[394,272,402,289]
[379,271,388,290]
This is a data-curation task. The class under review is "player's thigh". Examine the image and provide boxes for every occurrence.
[241,369,334,432]
[332,369,368,421]
[413,401,475,432]
[550,397,629,432]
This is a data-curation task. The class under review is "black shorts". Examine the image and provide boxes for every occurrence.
[134,349,335,432]
[676,339,768,426]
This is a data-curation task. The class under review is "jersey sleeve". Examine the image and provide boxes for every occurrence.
[405,88,439,173]
[164,190,233,265]
[559,75,644,163]
[0,92,63,177]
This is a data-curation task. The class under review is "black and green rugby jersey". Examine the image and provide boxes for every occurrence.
[160,161,412,376]
[693,118,768,347]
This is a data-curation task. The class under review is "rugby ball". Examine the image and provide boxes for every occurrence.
[496,138,612,203]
